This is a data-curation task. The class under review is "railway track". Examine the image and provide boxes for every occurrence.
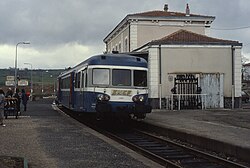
[105,130,249,168]
[58,106,249,168]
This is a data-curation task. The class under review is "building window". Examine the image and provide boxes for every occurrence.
[115,44,118,51]
[118,42,121,52]
[124,38,128,52]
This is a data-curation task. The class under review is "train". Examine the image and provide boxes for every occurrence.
[57,53,152,120]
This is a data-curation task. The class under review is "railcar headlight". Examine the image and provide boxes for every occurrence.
[97,94,110,102]
[132,95,145,102]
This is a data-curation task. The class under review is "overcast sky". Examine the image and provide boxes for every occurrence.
[0,0,250,69]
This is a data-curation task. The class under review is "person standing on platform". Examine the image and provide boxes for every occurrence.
[0,88,6,127]
[5,88,13,98]
[13,88,21,113]
[21,89,28,112]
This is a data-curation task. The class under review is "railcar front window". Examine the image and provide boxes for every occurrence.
[112,69,131,86]
[93,69,109,85]
[134,70,147,87]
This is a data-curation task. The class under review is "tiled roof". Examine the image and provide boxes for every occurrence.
[150,29,242,46]
[104,9,215,42]
[128,10,212,18]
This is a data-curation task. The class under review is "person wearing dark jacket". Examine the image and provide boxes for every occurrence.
[5,88,13,98]
[21,89,28,111]
[0,88,6,126]
[13,88,21,112]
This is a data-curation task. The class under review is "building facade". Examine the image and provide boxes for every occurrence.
[134,30,242,109]
[103,4,243,109]
[103,4,215,53]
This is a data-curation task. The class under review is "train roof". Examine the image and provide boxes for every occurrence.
[58,53,148,77]
[82,54,147,67]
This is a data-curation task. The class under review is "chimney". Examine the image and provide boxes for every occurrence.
[186,3,190,16]
[164,4,168,12]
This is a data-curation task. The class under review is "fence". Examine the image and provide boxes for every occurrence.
[165,94,207,110]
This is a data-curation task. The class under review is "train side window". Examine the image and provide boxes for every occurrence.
[74,74,77,88]
[85,72,88,87]
[112,69,131,86]
[66,77,70,88]
[62,77,70,89]
[60,79,64,89]
[93,68,109,85]
[77,72,81,88]
[82,69,87,88]
[74,72,80,88]
[134,70,147,87]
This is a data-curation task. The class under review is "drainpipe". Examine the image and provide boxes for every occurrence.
[159,45,162,109]
[105,42,108,53]
[231,45,235,109]
[128,24,131,52]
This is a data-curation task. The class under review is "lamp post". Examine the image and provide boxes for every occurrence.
[48,74,56,95]
[24,62,33,98]
[41,70,55,95]
[41,70,48,94]
[15,41,30,91]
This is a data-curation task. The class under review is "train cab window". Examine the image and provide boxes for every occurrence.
[93,68,109,85]
[134,70,147,87]
[112,69,131,86]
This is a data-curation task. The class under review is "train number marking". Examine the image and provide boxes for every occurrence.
[111,90,132,96]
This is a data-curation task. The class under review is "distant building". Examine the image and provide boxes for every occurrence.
[104,4,243,109]
[243,63,250,81]
[242,63,250,89]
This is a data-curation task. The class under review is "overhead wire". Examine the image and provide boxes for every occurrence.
[210,25,250,47]
[211,25,250,30]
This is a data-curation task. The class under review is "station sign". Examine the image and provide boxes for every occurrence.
[6,76,14,81]
[18,80,29,86]
[5,80,15,86]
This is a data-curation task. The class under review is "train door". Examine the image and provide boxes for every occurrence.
[57,78,61,102]
[79,69,86,111]
[74,71,81,110]
[69,72,75,109]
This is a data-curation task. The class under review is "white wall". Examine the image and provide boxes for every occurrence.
[147,45,242,100]
[148,47,159,98]
[234,47,242,97]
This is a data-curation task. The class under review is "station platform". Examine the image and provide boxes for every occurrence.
[0,99,161,168]
[144,108,250,163]
[1,98,249,167]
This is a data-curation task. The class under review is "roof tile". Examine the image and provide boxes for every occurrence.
[129,10,211,18]
[150,29,242,46]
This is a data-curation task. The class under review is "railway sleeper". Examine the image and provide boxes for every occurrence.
[182,161,224,168]
[137,143,166,147]
[149,149,183,154]
[144,146,179,150]
[128,139,154,142]
[164,154,194,160]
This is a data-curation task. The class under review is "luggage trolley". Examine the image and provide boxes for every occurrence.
[4,98,19,119]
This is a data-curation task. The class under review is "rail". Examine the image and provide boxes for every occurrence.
[165,94,207,110]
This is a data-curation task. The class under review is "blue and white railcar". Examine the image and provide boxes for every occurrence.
[57,53,151,119]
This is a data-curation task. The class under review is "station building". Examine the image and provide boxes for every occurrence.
[103,4,243,109]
